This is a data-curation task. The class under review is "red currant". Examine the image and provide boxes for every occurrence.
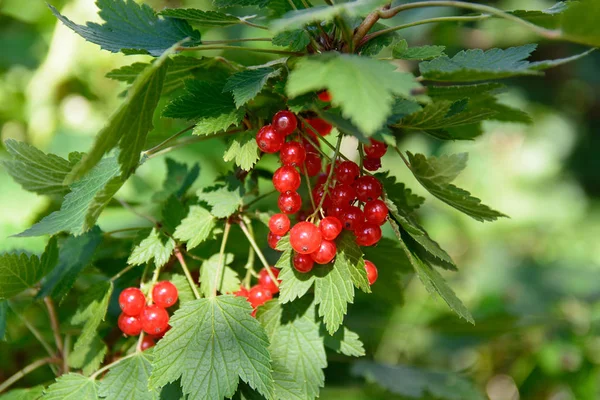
[319,216,343,241]
[119,287,146,316]
[278,191,302,214]
[267,231,282,250]
[152,281,178,309]
[258,267,280,294]
[293,252,314,273]
[273,165,301,193]
[269,213,290,235]
[331,183,356,206]
[304,118,332,136]
[364,199,388,225]
[140,305,170,336]
[325,205,345,218]
[363,157,381,171]
[310,240,337,265]
[312,186,332,209]
[336,161,360,185]
[272,111,297,136]
[256,125,284,153]
[280,141,306,166]
[354,176,383,202]
[340,206,365,231]
[118,313,142,336]
[248,285,273,308]
[140,335,156,351]
[316,173,329,187]
[289,221,323,254]
[234,286,249,298]
[301,153,322,177]
[318,90,332,102]
[151,325,170,339]
[364,260,378,285]
[363,139,387,158]
[296,209,310,222]
[355,223,382,246]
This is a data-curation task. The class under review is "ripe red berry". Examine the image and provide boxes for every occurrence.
[304,118,333,136]
[364,260,378,285]
[301,153,322,177]
[258,267,281,294]
[248,285,273,308]
[302,136,320,154]
[318,90,332,102]
[355,223,382,247]
[140,335,156,351]
[340,206,365,231]
[336,161,360,185]
[363,157,382,171]
[267,231,282,250]
[150,325,170,339]
[312,186,332,209]
[152,281,178,309]
[325,205,345,219]
[234,286,249,298]
[354,176,383,202]
[331,183,356,206]
[310,240,337,265]
[273,165,301,193]
[272,110,297,136]
[118,313,142,336]
[363,139,387,158]
[140,305,170,336]
[280,141,306,166]
[269,213,291,235]
[256,125,284,153]
[119,287,146,316]
[293,252,314,273]
[364,199,388,225]
[319,216,343,241]
[278,191,302,214]
[290,221,323,254]
[296,209,310,222]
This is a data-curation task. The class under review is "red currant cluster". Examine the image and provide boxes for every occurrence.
[234,267,281,316]
[117,281,178,348]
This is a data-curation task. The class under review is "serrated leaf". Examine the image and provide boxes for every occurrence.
[223,67,281,108]
[68,335,107,376]
[375,172,424,213]
[337,232,371,294]
[223,132,260,171]
[71,281,114,352]
[168,274,196,305]
[160,8,242,26]
[509,3,567,29]
[49,0,200,56]
[197,183,244,218]
[161,195,188,236]
[323,326,365,357]
[128,228,175,268]
[0,385,45,400]
[287,54,422,135]
[199,253,240,297]
[98,351,159,400]
[150,296,274,400]
[359,23,399,56]
[43,374,98,400]
[173,206,217,250]
[0,300,7,341]
[0,237,58,299]
[153,158,200,203]
[393,40,446,61]
[192,110,246,136]
[214,0,269,8]
[272,30,310,52]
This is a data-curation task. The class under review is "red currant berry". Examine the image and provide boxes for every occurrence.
[273,165,301,193]
[363,157,382,171]
[118,313,142,336]
[363,139,388,158]
[290,221,323,254]
[340,206,365,231]
[280,141,306,166]
[272,111,297,136]
[301,153,322,177]
[119,287,146,316]
[140,335,156,351]
[269,213,290,235]
[151,325,170,339]
[234,286,249,298]
[304,118,333,136]
[312,186,332,209]
[364,199,388,225]
[325,205,345,218]
[152,281,178,309]
[140,305,170,336]
[355,223,382,247]
[278,191,302,214]
[302,136,320,154]
[296,209,310,222]
[316,173,329,187]
[331,183,357,206]
[258,267,281,294]
[293,252,314,273]
[354,176,383,202]
[336,161,360,185]
[248,285,273,308]
[256,125,284,153]
[364,260,378,285]
[319,216,343,241]
[310,240,337,265]
[267,231,282,250]
[318,90,332,102]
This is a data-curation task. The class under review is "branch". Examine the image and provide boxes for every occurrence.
[174,248,201,300]
[177,45,305,56]
[43,298,63,358]
[0,357,60,393]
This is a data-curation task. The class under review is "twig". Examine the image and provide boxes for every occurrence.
[239,220,279,287]
[174,248,200,300]
[110,264,137,282]
[116,198,159,226]
[8,303,56,360]
[393,146,412,169]
[213,221,232,297]
[146,261,164,304]
[90,353,137,379]
[201,38,273,44]
[0,357,60,393]
[43,298,63,357]
[177,45,305,56]
[141,124,195,158]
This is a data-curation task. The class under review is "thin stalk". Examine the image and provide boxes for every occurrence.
[174,248,200,300]
[136,332,146,352]
[110,264,137,282]
[0,358,60,393]
[117,199,159,226]
[358,141,365,172]
[43,298,63,357]
[242,226,256,290]
[244,189,277,210]
[311,132,343,218]
[146,130,239,159]
[240,19,270,30]
[303,164,317,210]
[178,45,305,56]
[393,146,412,169]
[140,262,151,288]
[63,335,71,373]
[213,221,232,297]
[286,0,298,10]
[142,124,195,158]
[90,353,137,379]
[104,227,148,236]
[8,303,57,363]
[201,38,272,44]
[146,262,164,304]
[239,220,279,288]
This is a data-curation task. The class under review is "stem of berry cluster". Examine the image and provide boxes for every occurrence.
[303,164,317,210]
[174,248,200,300]
[146,262,164,304]
[109,263,137,282]
[213,221,232,298]
[90,353,137,379]
[310,132,343,220]
[239,220,280,287]
[0,357,61,393]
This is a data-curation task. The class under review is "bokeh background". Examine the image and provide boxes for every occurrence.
[0,0,599,399]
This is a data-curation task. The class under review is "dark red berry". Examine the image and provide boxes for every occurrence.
[364,260,378,285]
[301,153,322,177]
[319,216,343,241]
[304,118,332,136]
[363,139,387,158]
[258,267,280,294]
[278,191,302,214]
[256,125,284,153]
[340,206,365,231]
[140,335,156,351]
[310,240,337,265]
[290,221,322,254]
[280,141,306,166]
[272,111,297,136]
[316,173,329,187]
[302,136,320,154]
[118,313,142,336]
[318,90,332,102]
[140,305,170,336]
[152,281,178,309]
[336,161,360,185]
[312,186,332,209]
[296,209,310,222]
[363,157,381,171]
[355,223,382,247]
[151,325,170,339]
[119,287,146,316]
[293,253,314,273]
[234,286,249,298]
[364,199,388,225]
[331,183,356,206]
[325,205,345,219]
[248,285,273,308]
[269,213,290,235]
[354,176,383,202]
[267,231,282,250]
[273,165,301,193]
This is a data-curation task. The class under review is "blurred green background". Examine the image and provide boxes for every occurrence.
[1,0,599,399]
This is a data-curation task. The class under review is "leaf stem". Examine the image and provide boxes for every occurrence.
[0,357,60,393]
[213,221,232,297]
[104,227,148,236]
[8,303,56,361]
[116,198,159,226]
[239,220,279,288]
[201,38,273,44]
[178,45,305,56]
[174,248,200,300]
[90,352,137,379]
[393,146,412,170]
[110,263,137,282]
[142,124,195,158]
[63,335,71,373]
[311,132,343,219]
[243,189,277,210]
[146,130,240,159]
[240,19,270,30]
[43,297,63,359]
[303,162,317,210]
[146,261,164,304]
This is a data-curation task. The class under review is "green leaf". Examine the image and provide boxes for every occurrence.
[98,351,159,400]
[0,237,58,299]
[197,182,244,219]
[173,206,217,250]
[199,253,240,297]
[71,281,114,352]
[1,139,72,196]
[0,300,7,341]
[128,228,176,268]
[358,24,399,56]
[160,8,243,26]
[150,296,274,400]
[393,39,446,60]
[272,30,311,52]
[509,3,567,29]
[42,373,99,400]
[287,54,422,135]
[214,0,269,8]
[375,172,424,213]
[323,326,365,357]
[192,110,245,136]
[337,232,371,294]
[223,67,281,108]
[68,335,107,376]
[49,0,200,56]
[407,152,506,222]
[223,132,260,171]
[419,44,593,82]
[561,0,600,46]
[0,386,45,400]
[168,274,197,305]
[153,158,200,203]
[276,236,317,303]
